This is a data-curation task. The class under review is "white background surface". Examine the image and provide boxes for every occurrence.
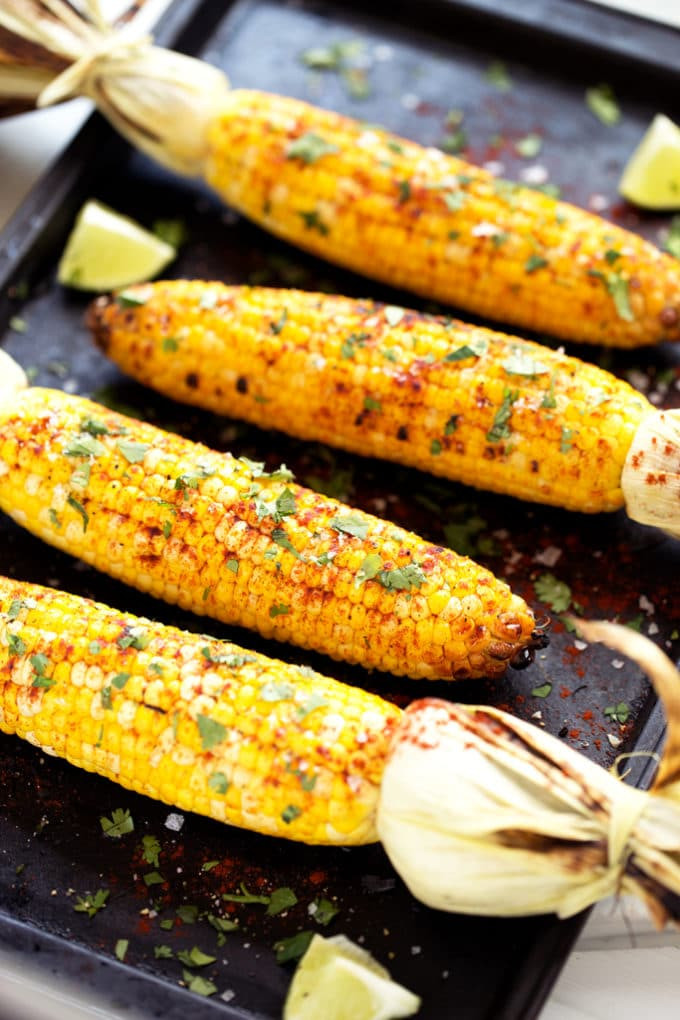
[1,0,680,1017]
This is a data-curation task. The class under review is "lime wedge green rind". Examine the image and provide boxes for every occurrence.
[283,934,421,1020]
[619,114,680,210]
[57,200,176,291]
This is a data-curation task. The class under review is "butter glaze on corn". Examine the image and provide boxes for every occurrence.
[0,387,536,680]
[0,575,399,843]
[90,281,653,514]
[203,90,680,348]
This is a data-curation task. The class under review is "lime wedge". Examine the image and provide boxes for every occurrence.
[283,934,421,1020]
[619,114,680,210]
[57,200,176,291]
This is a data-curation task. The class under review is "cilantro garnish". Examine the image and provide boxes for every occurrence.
[141,834,161,867]
[310,897,340,926]
[281,805,302,824]
[65,434,106,458]
[296,691,329,718]
[67,494,89,532]
[604,702,631,724]
[444,336,487,362]
[272,527,302,558]
[197,715,226,750]
[331,512,369,540]
[588,269,634,321]
[274,931,314,963]
[154,944,173,959]
[534,572,572,613]
[207,771,229,794]
[143,871,165,887]
[182,971,217,997]
[531,682,553,698]
[585,83,620,125]
[298,209,329,234]
[260,679,296,701]
[162,336,179,352]
[560,426,575,453]
[363,395,382,413]
[117,626,149,650]
[117,439,150,464]
[177,947,216,968]
[525,254,548,273]
[7,634,26,656]
[74,889,109,918]
[176,905,199,923]
[269,603,291,618]
[341,330,369,359]
[152,218,187,248]
[487,388,519,443]
[267,887,298,916]
[114,939,128,962]
[541,376,557,409]
[503,349,549,376]
[286,132,339,164]
[100,808,134,838]
[485,61,512,91]
[516,133,542,158]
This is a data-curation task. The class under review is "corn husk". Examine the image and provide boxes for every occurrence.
[622,409,680,540]
[377,620,680,926]
[0,0,229,174]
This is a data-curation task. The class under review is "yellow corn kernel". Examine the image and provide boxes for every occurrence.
[0,575,401,844]
[200,90,680,347]
[0,386,537,680]
[89,280,653,513]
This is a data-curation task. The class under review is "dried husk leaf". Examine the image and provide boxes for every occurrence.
[0,0,229,175]
[377,623,680,925]
[622,409,680,539]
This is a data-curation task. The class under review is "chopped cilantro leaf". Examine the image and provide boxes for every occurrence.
[585,83,620,125]
[296,691,329,718]
[355,553,383,585]
[197,715,226,750]
[487,388,518,443]
[154,944,173,959]
[378,563,426,591]
[143,871,165,887]
[100,808,134,838]
[117,440,150,463]
[67,495,89,532]
[525,254,549,273]
[269,603,291,619]
[485,61,512,91]
[298,209,329,234]
[141,835,161,867]
[182,971,217,997]
[363,395,382,413]
[176,904,199,923]
[286,132,339,164]
[281,804,302,824]
[531,682,553,698]
[267,887,298,916]
[7,633,26,656]
[177,947,216,968]
[162,336,179,352]
[272,527,302,558]
[331,512,369,540]
[604,702,630,724]
[260,679,296,701]
[65,434,105,458]
[207,771,229,794]
[310,897,339,926]
[534,572,571,613]
[114,939,128,961]
[117,290,148,308]
[74,888,109,918]
[274,931,313,963]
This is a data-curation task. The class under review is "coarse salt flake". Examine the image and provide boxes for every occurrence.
[520,164,548,185]
[611,659,625,670]
[165,812,184,831]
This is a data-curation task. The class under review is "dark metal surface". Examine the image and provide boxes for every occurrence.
[0,0,679,1017]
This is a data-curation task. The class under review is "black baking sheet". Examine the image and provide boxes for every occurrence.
[1,1,679,1018]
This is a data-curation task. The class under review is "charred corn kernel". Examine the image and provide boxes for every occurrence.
[0,575,400,843]
[90,281,653,514]
[0,385,537,680]
[202,90,680,347]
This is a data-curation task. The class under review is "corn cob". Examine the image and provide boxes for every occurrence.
[203,90,680,348]
[2,3,678,347]
[3,575,680,927]
[88,281,680,535]
[0,574,398,844]
[0,354,539,680]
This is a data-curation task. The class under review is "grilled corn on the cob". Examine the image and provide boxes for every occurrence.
[89,281,680,534]
[0,352,539,680]
[2,4,679,346]
[203,90,680,348]
[0,574,397,844]
[3,575,680,926]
